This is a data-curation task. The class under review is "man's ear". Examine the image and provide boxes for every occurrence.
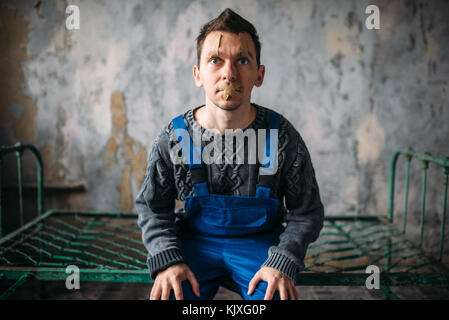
[193,65,203,88]
[255,65,265,87]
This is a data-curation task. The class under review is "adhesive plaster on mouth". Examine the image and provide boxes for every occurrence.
[218,82,242,101]
[213,32,245,101]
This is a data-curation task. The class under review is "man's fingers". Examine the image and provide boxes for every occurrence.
[264,284,275,300]
[161,283,170,300]
[172,280,184,300]
[150,282,161,300]
[279,285,288,300]
[186,271,200,297]
[149,286,153,300]
[287,282,297,300]
[291,282,299,300]
[248,274,261,295]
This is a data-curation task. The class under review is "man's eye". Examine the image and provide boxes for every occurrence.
[238,58,249,65]
[210,58,219,64]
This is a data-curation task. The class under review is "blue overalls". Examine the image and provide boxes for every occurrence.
[170,109,284,300]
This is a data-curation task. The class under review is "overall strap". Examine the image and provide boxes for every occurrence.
[256,109,280,199]
[172,115,209,196]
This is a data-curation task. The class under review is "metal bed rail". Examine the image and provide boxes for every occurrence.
[387,148,449,261]
[1,143,449,300]
[0,142,44,238]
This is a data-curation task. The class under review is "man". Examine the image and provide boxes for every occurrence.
[136,8,324,300]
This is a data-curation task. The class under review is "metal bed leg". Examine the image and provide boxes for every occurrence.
[0,272,33,300]
[380,284,400,300]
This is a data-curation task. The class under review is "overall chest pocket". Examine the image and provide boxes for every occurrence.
[200,205,268,228]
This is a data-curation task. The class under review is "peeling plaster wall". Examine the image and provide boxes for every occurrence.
[1,1,448,252]
[0,6,37,143]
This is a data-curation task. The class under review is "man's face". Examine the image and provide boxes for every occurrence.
[193,31,265,111]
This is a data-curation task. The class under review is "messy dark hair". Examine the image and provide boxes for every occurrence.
[196,8,262,68]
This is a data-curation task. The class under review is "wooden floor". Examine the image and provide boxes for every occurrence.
[1,280,449,300]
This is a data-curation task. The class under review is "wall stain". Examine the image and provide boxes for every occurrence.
[40,145,54,183]
[0,7,37,142]
[34,0,44,19]
[120,165,133,212]
[39,106,72,184]
[345,176,359,208]
[371,164,388,214]
[102,92,147,212]
[104,138,118,171]
[325,19,361,63]
[356,114,385,165]
[425,30,438,74]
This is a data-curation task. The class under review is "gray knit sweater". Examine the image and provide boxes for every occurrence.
[135,104,324,281]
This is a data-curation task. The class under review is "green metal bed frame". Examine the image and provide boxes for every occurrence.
[1,142,448,299]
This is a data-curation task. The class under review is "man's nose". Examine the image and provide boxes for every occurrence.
[221,60,237,82]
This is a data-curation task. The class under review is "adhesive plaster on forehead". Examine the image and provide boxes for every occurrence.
[238,32,249,57]
[213,32,245,101]
[212,32,222,57]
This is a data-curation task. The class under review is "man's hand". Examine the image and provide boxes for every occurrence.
[248,266,298,300]
[150,263,200,300]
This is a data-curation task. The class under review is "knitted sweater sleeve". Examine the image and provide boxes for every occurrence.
[261,124,324,281]
[135,130,185,280]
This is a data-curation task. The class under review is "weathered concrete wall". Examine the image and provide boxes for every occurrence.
[1,0,448,253]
